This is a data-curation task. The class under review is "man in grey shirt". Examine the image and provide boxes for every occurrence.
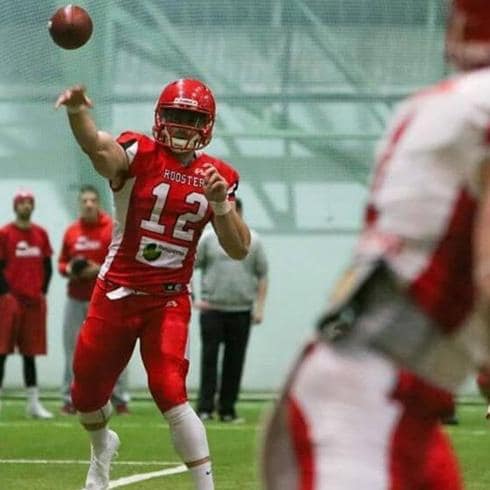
[194,198,268,422]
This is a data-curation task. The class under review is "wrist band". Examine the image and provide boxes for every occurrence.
[210,200,232,216]
[66,105,85,115]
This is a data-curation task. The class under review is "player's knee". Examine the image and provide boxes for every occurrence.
[148,357,189,412]
[72,359,115,411]
[149,377,187,412]
[78,401,112,429]
[72,381,113,412]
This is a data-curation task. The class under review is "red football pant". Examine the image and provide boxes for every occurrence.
[390,371,461,490]
[72,282,191,413]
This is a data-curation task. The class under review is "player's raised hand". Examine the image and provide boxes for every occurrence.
[203,163,228,203]
[55,84,93,112]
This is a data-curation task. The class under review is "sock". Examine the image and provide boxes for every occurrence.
[26,386,39,405]
[88,427,110,452]
[164,402,214,490]
[189,460,214,490]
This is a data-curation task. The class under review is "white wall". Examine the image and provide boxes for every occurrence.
[0,179,480,397]
[0,179,359,394]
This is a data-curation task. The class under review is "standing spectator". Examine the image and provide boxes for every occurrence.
[58,185,130,415]
[0,190,53,419]
[195,198,268,422]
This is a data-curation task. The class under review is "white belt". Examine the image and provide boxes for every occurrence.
[106,286,149,300]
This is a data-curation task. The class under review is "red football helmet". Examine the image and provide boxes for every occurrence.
[446,0,490,70]
[153,79,216,152]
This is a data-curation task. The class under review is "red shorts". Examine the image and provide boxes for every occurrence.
[0,294,47,355]
[72,280,191,412]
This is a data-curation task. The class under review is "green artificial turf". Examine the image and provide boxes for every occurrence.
[1,399,490,489]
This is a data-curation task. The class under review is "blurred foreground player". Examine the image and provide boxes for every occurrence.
[58,185,130,415]
[262,1,490,488]
[56,78,250,490]
[0,190,53,419]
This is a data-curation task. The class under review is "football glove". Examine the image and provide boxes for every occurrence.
[70,257,89,276]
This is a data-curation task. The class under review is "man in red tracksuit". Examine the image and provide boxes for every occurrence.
[0,189,53,419]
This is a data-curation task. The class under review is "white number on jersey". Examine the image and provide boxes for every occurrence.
[136,182,209,268]
[140,183,208,241]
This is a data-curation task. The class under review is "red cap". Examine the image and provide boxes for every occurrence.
[13,189,35,208]
[446,0,490,70]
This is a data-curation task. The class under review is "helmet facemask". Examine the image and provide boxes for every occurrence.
[153,107,214,152]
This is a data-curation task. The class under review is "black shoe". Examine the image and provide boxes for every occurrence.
[198,411,214,422]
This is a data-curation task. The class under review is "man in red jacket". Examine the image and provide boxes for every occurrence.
[0,190,53,418]
[58,185,130,415]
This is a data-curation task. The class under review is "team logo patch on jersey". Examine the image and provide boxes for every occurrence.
[142,243,162,262]
[136,236,188,269]
[75,235,102,251]
[15,240,41,257]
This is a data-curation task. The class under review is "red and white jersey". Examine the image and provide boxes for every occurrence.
[0,222,52,300]
[99,131,239,294]
[58,212,112,301]
[357,69,490,333]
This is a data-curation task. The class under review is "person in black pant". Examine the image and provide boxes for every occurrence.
[194,199,268,422]
[0,190,54,418]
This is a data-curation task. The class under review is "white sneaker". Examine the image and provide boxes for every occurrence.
[486,405,490,420]
[26,401,54,419]
[83,430,120,490]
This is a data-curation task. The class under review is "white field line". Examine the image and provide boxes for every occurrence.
[0,421,254,430]
[108,465,188,488]
[0,459,188,488]
[447,429,488,436]
[0,459,179,466]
